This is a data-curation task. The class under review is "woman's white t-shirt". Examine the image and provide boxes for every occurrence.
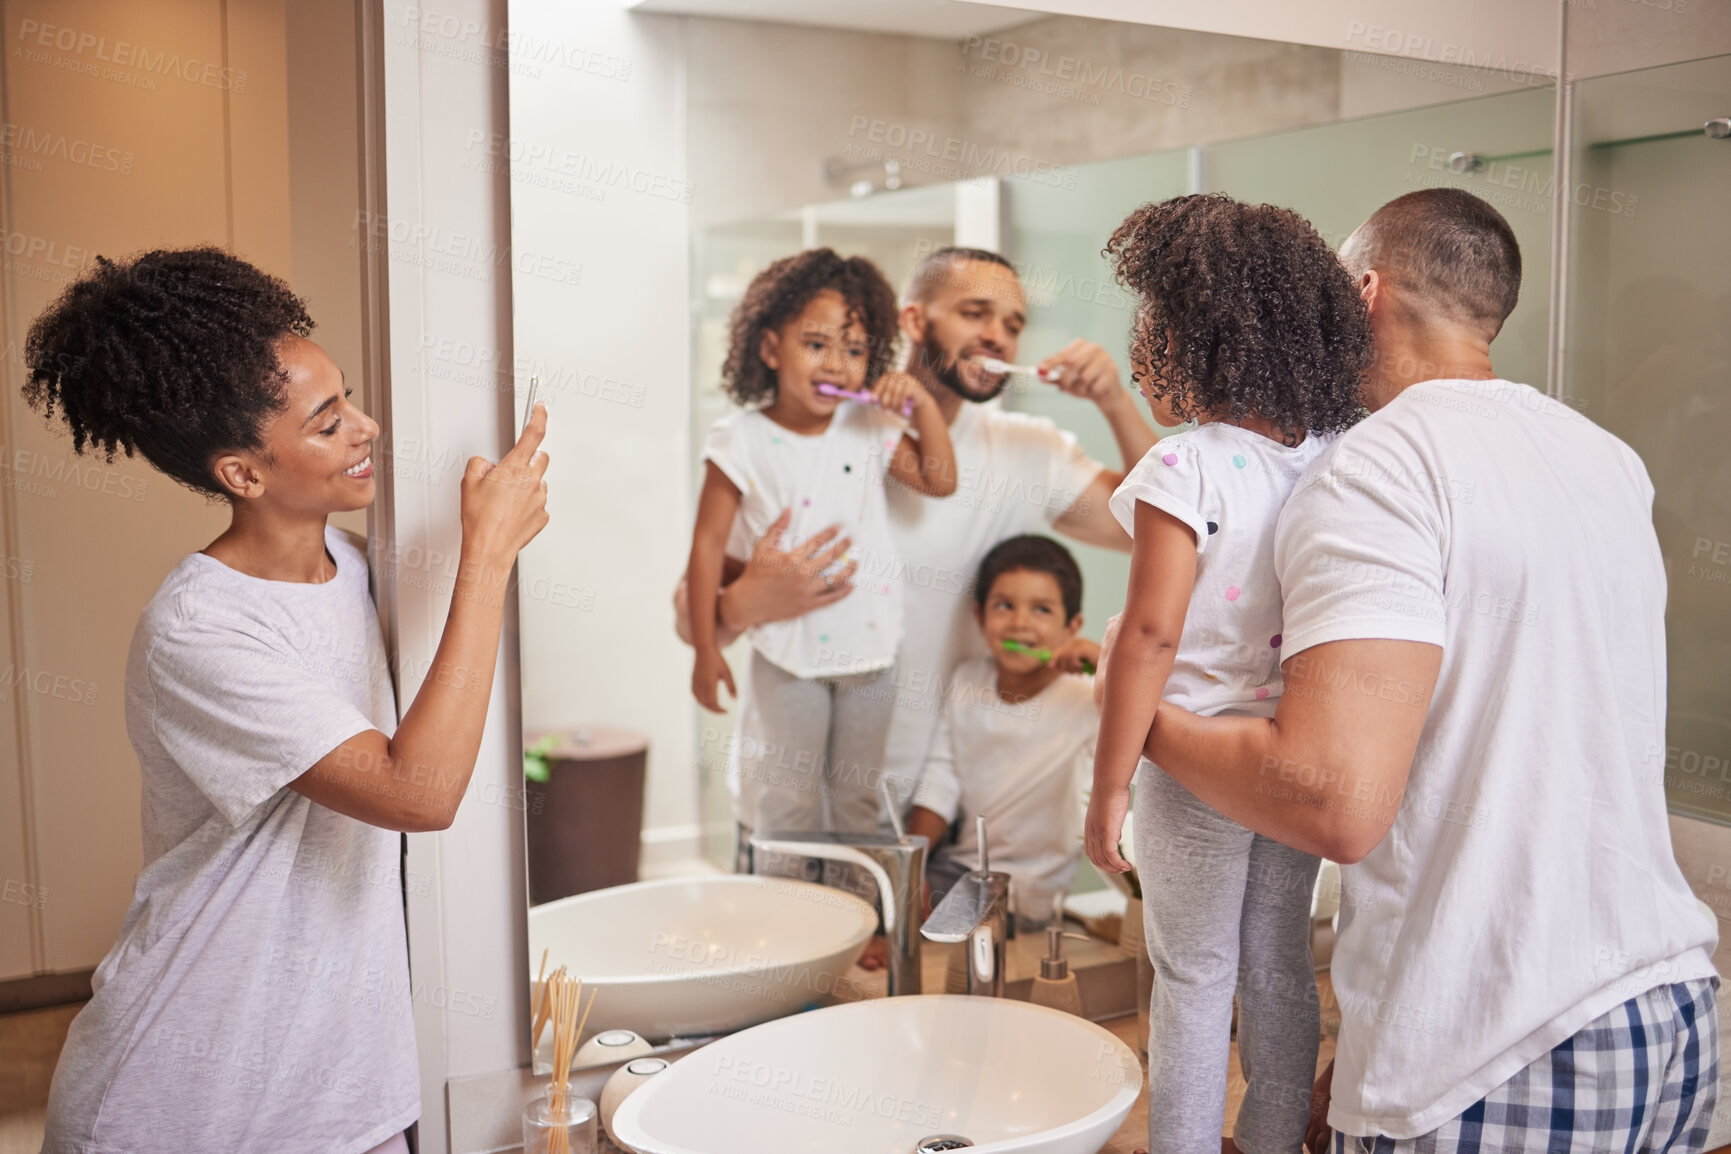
[42,528,419,1154]
[704,402,907,678]
[1109,423,1328,718]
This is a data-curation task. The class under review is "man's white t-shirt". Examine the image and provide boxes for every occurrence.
[1109,423,1327,718]
[43,528,419,1154]
[1275,379,1717,1139]
[883,402,1105,798]
[704,402,908,678]
[911,658,1098,912]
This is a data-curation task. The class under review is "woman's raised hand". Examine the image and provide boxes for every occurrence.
[460,402,551,569]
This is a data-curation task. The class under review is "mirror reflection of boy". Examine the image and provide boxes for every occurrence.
[905,535,1100,923]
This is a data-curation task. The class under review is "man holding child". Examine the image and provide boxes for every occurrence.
[682,190,1720,1154]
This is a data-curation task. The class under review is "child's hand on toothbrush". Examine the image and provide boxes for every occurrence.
[870,371,923,419]
[1051,637,1101,676]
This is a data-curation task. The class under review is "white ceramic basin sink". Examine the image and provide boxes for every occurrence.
[528,876,876,1041]
[611,995,1142,1154]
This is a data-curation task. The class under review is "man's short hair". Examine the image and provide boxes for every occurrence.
[906,245,1016,304]
[973,534,1083,622]
[1344,188,1522,339]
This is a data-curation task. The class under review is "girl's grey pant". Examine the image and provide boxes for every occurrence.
[1135,757,1322,1154]
[735,648,896,836]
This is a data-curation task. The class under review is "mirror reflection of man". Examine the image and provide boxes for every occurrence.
[679,246,1155,844]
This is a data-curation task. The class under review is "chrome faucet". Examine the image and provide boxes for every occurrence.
[920,816,1012,997]
[747,782,928,996]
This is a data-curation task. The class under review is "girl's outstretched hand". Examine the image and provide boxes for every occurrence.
[692,647,735,714]
[1084,786,1133,874]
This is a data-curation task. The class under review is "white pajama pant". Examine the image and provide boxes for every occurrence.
[734,648,897,836]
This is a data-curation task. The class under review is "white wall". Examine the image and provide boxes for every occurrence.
[508,6,697,864]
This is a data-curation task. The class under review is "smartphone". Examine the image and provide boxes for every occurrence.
[521,376,541,436]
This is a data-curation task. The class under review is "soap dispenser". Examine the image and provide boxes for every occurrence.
[1029,927,1086,1015]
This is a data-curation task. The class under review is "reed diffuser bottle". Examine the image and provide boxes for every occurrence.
[524,968,599,1154]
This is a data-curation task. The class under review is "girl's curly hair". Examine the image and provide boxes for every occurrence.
[22,246,314,499]
[721,248,899,407]
[1105,194,1371,439]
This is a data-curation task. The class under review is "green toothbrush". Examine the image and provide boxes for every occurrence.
[1002,638,1096,675]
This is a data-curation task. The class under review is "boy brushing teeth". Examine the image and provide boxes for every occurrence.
[906,534,1101,924]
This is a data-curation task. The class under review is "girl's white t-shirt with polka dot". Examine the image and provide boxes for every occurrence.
[704,401,907,679]
[1109,423,1327,718]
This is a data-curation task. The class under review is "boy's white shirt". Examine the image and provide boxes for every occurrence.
[914,656,1098,909]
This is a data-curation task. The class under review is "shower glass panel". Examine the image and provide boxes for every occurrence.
[1204,85,1556,391]
[1003,152,1193,637]
[1563,53,1731,824]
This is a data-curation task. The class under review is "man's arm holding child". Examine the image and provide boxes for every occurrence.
[1145,639,1441,863]
[672,510,858,649]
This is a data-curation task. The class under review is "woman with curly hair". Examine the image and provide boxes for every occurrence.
[688,247,954,841]
[1081,195,1371,1154]
[27,247,549,1154]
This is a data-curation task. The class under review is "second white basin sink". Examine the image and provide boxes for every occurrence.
[528,875,876,1041]
[611,994,1142,1153]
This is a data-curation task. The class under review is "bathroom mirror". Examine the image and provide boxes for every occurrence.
[504,0,1562,1066]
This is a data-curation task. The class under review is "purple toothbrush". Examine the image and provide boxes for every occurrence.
[816,381,914,416]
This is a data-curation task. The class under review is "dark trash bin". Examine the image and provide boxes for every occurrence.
[524,726,648,906]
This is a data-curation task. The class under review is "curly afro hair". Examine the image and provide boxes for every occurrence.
[22,246,314,499]
[721,248,899,407]
[1105,194,1371,440]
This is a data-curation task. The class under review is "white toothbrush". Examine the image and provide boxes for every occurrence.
[973,355,1062,381]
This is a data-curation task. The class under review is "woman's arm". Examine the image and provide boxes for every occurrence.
[289,407,551,833]
[1084,501,1197,872]
[687,463,744,713]
[877,372,957,497]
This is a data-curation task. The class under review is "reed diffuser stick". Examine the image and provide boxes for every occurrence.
[529,948,550,1053]
[546,970,582,1154]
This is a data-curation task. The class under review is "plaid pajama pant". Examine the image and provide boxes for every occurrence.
[1335,978,1720,1154]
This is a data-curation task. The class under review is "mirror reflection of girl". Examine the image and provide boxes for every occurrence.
[687,248,955,845]
[27,248,549,1154]
[1083,196,1372,1154]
